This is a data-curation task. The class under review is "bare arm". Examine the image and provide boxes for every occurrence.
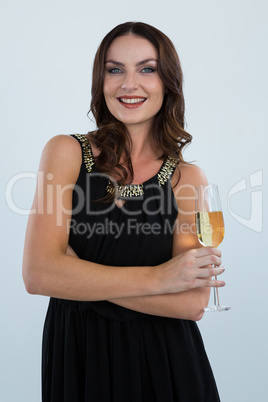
[22,135,158,300]
[106,164,225,320]
[73,164,224,321]
[23,137,224,309]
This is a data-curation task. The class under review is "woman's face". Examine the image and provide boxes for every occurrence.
[103,34,165,132]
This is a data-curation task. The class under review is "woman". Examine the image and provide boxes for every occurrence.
[23,22,225,401]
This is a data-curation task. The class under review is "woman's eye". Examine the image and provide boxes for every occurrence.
[141,67,156,73]
[108,68,122,74]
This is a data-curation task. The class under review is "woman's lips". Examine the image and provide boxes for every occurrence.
[117,96,147,108]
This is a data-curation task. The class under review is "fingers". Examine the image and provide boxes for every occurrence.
[194,247,222,258]
[198,254,222,267]
[195,266,226,289]
[197,266,225,279]
[196,277,226,288]
[190,247,222,267]
[164,248,226,293]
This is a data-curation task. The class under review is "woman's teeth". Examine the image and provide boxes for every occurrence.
[119,98,146,104]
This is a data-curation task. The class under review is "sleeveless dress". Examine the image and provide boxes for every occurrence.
[42,134,220,402]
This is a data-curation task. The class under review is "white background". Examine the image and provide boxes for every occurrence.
[1,0,267,401]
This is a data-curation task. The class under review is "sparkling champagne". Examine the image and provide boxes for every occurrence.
[195,211,224,248]
[195,184,230,312]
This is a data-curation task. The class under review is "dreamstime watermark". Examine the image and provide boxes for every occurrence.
[5,169,264,232]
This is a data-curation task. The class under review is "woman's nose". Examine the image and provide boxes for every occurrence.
[121,73,138,91]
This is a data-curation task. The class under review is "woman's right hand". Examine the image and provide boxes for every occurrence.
[158,247,225,294]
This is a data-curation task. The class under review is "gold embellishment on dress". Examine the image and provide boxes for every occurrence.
[106,182,144,198]
[74,134,94,173]
[106,156,178,198]
[158,156,178,186]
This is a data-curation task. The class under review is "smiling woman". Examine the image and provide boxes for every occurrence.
[103,35,164,129]
[23,21,225,402]
[89,22,193,192]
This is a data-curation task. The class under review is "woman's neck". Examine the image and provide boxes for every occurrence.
[127,125,160,163]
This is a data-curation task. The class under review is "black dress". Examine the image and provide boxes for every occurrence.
[42,134,220,402]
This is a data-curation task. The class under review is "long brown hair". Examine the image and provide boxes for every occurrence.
[88,21,192,185]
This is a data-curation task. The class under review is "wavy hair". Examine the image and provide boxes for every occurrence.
[88,21,192,186]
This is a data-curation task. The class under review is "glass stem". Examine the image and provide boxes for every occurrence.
[214,274,220,306]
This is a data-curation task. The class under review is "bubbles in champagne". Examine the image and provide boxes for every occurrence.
[195,211,224,247]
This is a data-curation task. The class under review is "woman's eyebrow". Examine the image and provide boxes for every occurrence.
[105,58,158,66]
[136,58,158,66]
[105,60,124,66]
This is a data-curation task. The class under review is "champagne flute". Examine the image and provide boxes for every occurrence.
[195,184,231,312]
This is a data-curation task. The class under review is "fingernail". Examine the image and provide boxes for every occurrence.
[221,281,226,286]
[221,267,225,272]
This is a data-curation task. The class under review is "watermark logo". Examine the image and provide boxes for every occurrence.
[227,170,263,232]
[5,169,264,233]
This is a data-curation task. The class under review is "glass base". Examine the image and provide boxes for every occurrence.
[204,305,231,312]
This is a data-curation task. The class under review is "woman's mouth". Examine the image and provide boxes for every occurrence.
[117,97,147,108]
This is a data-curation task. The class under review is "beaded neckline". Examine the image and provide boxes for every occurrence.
[106,156,178,198]
[74,134,179,198]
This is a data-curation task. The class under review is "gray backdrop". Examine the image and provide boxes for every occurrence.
[1,0,267,401]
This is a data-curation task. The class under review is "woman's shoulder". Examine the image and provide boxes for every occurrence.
[171,163,208,213]
[43,134,82,156]
[38,134,83,181]
[172,162,208,190]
